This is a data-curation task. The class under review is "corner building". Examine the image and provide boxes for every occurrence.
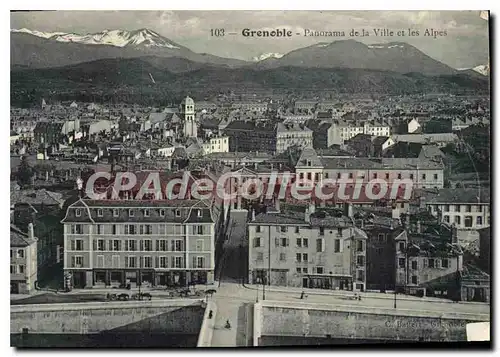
[62,199,215,289]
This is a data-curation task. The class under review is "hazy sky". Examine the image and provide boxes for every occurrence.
[11,10,489,68]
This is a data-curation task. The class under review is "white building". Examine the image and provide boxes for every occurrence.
[275,122,313,154]
[202,136,229,155]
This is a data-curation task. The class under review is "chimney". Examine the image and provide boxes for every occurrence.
[343,202,353,218]
[275,198,281,213]
[392,204,400,220]
[45,171,49,181]
[254,162,258,171]
[305,203,315,222]
[251,209,256,221]
[416,220,422,234]
[28,223,34,240]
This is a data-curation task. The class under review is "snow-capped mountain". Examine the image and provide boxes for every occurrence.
[11,28,181,49]
[253,52,284,62]
[472,64,489,76]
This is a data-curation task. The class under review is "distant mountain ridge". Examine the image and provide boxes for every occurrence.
[11,28,463,76]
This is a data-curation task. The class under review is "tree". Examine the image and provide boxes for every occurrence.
[17,156,34,187]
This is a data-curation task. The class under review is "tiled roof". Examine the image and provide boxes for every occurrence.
[10,225,36,247]
[11,188,64,206]
[424,188,490,204]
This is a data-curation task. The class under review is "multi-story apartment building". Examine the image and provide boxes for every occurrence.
[231,101,268,113]
[294,148,445,191]
[294,100,317,113]
[10,224,38,294]
[62,199,216,289]
[202,136,229,155]
[394,226,463,299]
[248,203,368,291]
[223,121,277,153]
[275,123,313,154]
[327,120,392,145]
[423,188,491,245]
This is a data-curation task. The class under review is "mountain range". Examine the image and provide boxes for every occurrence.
[11,27,478,76]
[10,28,489,105]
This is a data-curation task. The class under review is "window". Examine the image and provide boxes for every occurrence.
[144,209,150,217]
[113,240,121,251]
[160,257,168,268]
[378,234,385,242]
[411,261,418,270]
[143,240,152,251]
[409,174,414,180]
[455,205,461,212]
[159,209,165,217]
[175,209,181,217]
[455,216,461,225]
[254,237,261,248]
[477,216,483,225]
[296,253,302,262]
[319,227,324,236]
[129,209,134,217]
[436,259,441,269]
[75,240,83,251]
[399,242,405,251]
[112,225,117,235]
[397,173,402,179]
[334,239,340,253]
[196,226,203,235]
[296,267,302,273]
[302,253,308,262]
[442,259,449,268]
[280,238,289,247]
[125,225,136,235]
[256,226,261,233]
[113,209,119,217]
[428,259,435,268]
[422,174,426,180]
[348,173,353,179]
[411,275,418,285]
[174,257,183,268]
[143,256,152,268]
[10,265,16,274]
[296,238,302,247]
[97,239,105,251]
[74,256,83,267]
[197,210,202,218]
[316,239,324,252]
[476,205,483,212]
[127,256,137,268]
[356,240,364,252]
[303,267,308,273]
[303,239,309,248]
[128,240,137,251]
[357,255,365,265]
[398,258,406,268]
[75,209,81,217]
[196,239,204,252]
[357,270,364,281]
[385,173,390,179]
[444,205,450,212]
[373,173,378,179]
[175,240,183,252]
[316,267,324,274]
[97,209,103,217]
[280,226,287,233]
[444,215,450,223]
[256,252,264,261]
[295,227,300,234]
[195,256,205,268]
[279,253,286,261]
[17,249,24,258]
[464,216,473,228]
[433,174,438,180]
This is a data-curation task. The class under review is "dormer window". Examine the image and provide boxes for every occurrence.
[159,209,165,217]
[144,209,150,217]
[175,209,181,217]
[129,209,134,217]
[97,209,103,217]
[113,209,119,217]
[197,210,202,218]
[75,209,81,217]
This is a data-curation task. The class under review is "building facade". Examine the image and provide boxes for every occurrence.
[11,224,38,294]
[62,199,215,289]
[275,123,313,153]
[248,204,368,292]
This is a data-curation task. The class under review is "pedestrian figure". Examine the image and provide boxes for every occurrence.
[300,291,305,299]
[225,319,231,329]
[208,310,213,319]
